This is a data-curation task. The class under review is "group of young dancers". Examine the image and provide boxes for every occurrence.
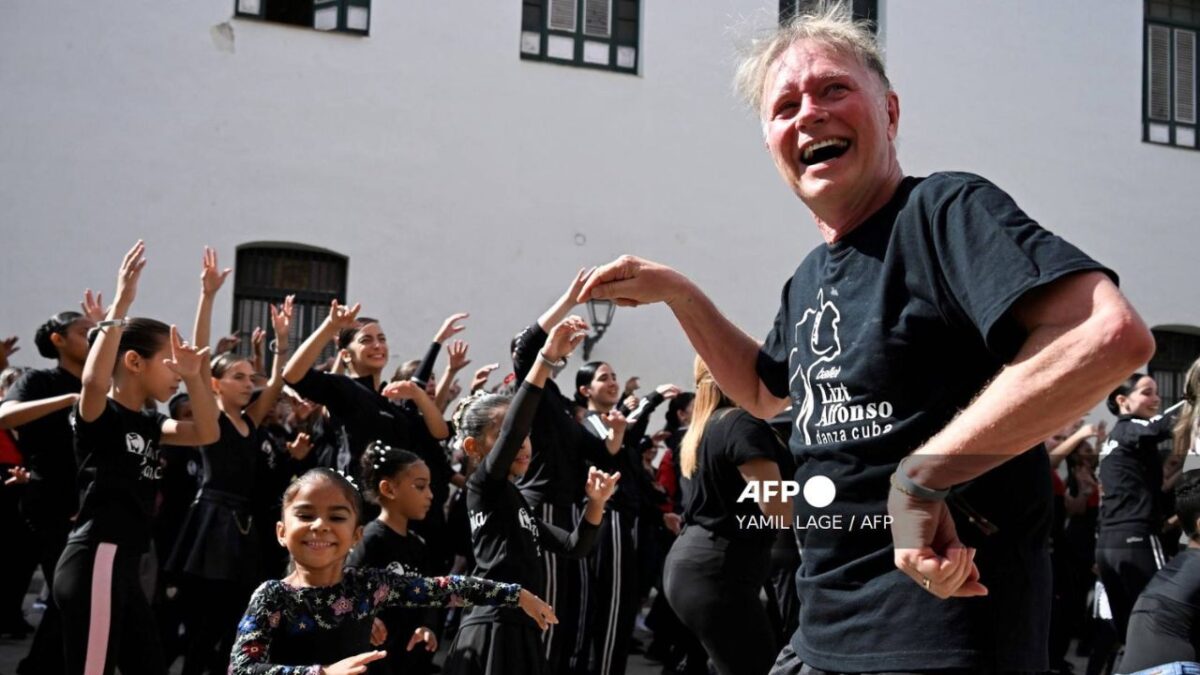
[0,242,728,675]
[2,239,1200,675]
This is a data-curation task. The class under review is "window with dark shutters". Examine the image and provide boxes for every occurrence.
[235,0,371,36]
[780,0,878,30]
[521,0,640,74]
[1145,0,1200,148]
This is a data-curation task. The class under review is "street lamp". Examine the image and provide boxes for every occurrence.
[583,298,617,361]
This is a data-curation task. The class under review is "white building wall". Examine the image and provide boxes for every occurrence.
[888,0,1197,335]
[0,0,1195,415]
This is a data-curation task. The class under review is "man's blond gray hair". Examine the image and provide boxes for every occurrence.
[734,1,889,116]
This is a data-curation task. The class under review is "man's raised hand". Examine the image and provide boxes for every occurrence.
[577,256,686,308]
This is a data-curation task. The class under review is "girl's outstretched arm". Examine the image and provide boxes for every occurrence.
[283,300,360,385]
[79,241,146,422]
[373,567,558,630]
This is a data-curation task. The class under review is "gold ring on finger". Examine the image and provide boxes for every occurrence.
[922,576,931,590]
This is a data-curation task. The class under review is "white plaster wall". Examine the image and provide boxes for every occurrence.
[1,0,1195,427]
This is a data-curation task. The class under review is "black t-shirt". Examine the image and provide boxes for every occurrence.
[2,366,82,513]
[347,520,436,675]
[680,407,795,544]
[348,520,431,574]
[69,398,169,553]
[290,370,414,484]
[1121,548,1200,670]
[199,412,259,498]
[465,382,599,628]
[512,323,611,510]
[1099,413,1176,535]
[756,172,1113,671]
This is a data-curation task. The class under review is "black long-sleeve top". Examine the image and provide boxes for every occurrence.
[464,381,600,628]
[581,391,669,518]
[408,341,441,392]
[289,369,415,484]
[511,322,611,510]
[1099,412,1179,535]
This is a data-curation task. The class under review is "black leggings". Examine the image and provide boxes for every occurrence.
[1096,531,1165,639]
[54,541,165,675]
[664,527,776,675]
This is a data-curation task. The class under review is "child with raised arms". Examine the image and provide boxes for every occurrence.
[281,301,449,487]
[228,467,554,675]
[55,241,221,675]
[443,315,621,675]
[168,247,296,675]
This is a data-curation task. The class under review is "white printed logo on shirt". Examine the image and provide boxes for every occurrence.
[125,432,147,456]
[125,432,163,480]
[788,289,896,446]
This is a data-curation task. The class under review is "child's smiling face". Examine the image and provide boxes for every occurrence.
[277,477,363,574]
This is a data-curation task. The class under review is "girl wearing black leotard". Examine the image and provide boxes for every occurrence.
[168,248,297,675]
[443,315,620,675]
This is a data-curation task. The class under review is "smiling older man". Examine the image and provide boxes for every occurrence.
[578,4,1154,675]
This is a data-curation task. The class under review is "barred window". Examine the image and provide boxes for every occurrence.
[232,243,349,363]
[520,0,640,75]
[235,0,371,36]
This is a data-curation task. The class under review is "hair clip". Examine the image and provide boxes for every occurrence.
[335,469,361,492]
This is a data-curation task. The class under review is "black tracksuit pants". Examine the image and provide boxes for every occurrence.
[534,502,587,674]
[579,509,638,675]
[54,541,165,675]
